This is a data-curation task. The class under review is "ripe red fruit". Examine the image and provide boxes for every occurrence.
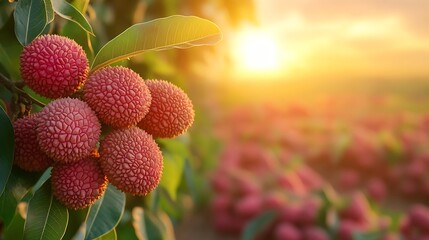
[367,178,386,202]
[212,194,231,212]
[138,80,194,138]
[302,227,328,240]
[340,193,370,224]
[51,156,108,209]
[274,222,301,240]
[213,212,237,233]
[297,199,320,226]
[264,192,285,210]
[83,66,152,128]
[36,98,101,163]
[279,204,300,224]
[337,220,365,240]
[20,35,88,98]
[408,204,429,230]
[236,177,261,197]
[296,166,323,190]
[234,194,263,218]
[277,172,307,196]
[99,127,163,195]
[210,174,230,193]
[338,169,360,190]
[13,114,52,171]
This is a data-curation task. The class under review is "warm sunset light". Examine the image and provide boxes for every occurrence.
[232,29,281,74]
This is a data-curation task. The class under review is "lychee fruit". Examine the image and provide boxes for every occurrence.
[279,204,301,224]
[36,98,101,163]
[408,204,429,230]
[13,114,52,171]
[20,34,89,99]
[234,194,263,218]
[83,66,152,128]
[340,193,370,224]
[297,199,320,226]
[137,80,194,138]
[264,192,286,210]
[367,178,386,202]
[211,194,231,212]
[274,222,301,240]
[51,155,108,209]
[213,212,236,233]
[337,220,365,240]
[302,227,328,240]
[98,127,163,195]
[211,174,231,193]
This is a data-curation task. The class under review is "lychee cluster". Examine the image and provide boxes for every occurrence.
[400,204,429,239]
[13,34,195,209]
[210,143,328,239]
[211,104,406,239]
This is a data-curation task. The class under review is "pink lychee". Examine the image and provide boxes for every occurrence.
[20,35,89,98]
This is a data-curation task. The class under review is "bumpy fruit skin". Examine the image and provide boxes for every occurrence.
[138,80,194,138]
[20,35,89,99]
[83,67,152,128]
[51,156,108,209]
[37,98,101,163]
[99,127,163,195]
[274,223,301,240]
[13,114,52,171]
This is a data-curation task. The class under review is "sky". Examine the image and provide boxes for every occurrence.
[253,0,429,81]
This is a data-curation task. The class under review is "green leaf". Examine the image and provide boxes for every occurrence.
[14,0,54,45]
[84,184,126,240]
[353,231,385,240]
[23,181,69,240]
[52,0,93,35]
[45,0,54,23]
[159,154,185,201]
[70,0,89,12]
[183,159,199,204]
[91,15,222,72]
[0,1,15,29]
[241,210,278,240]
[0,167,40,226]
[23,86,52,105]
[60,0,94,61]
[158,138,190,158]
[61,23,94,61]
[132,207,168,240]
[0,17,24,80]
[3,211,26,240]
[0,105,13,196]
[30,167,52,195]
[96,228,117,240]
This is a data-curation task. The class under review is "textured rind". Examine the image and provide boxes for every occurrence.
[37,98,101,163]
[51,156,108,209]
[83,66,152,128]
[13,114,52,172]
[20,34,89,99]
[99,127,163,195]
[137,80,194,138]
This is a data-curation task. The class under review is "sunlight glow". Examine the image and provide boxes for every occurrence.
[233,29,281,73]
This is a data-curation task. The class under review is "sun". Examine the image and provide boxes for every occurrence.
[232,29,281,74]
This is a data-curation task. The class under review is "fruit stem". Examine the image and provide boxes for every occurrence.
[0,73,45,107]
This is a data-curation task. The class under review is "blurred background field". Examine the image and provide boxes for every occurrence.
[171,0,429,239]
[97,0,429,239]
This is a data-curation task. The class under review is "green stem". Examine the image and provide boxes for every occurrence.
[0,73,45,107]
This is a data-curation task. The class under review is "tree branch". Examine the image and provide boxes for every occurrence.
[0,73,46,107]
